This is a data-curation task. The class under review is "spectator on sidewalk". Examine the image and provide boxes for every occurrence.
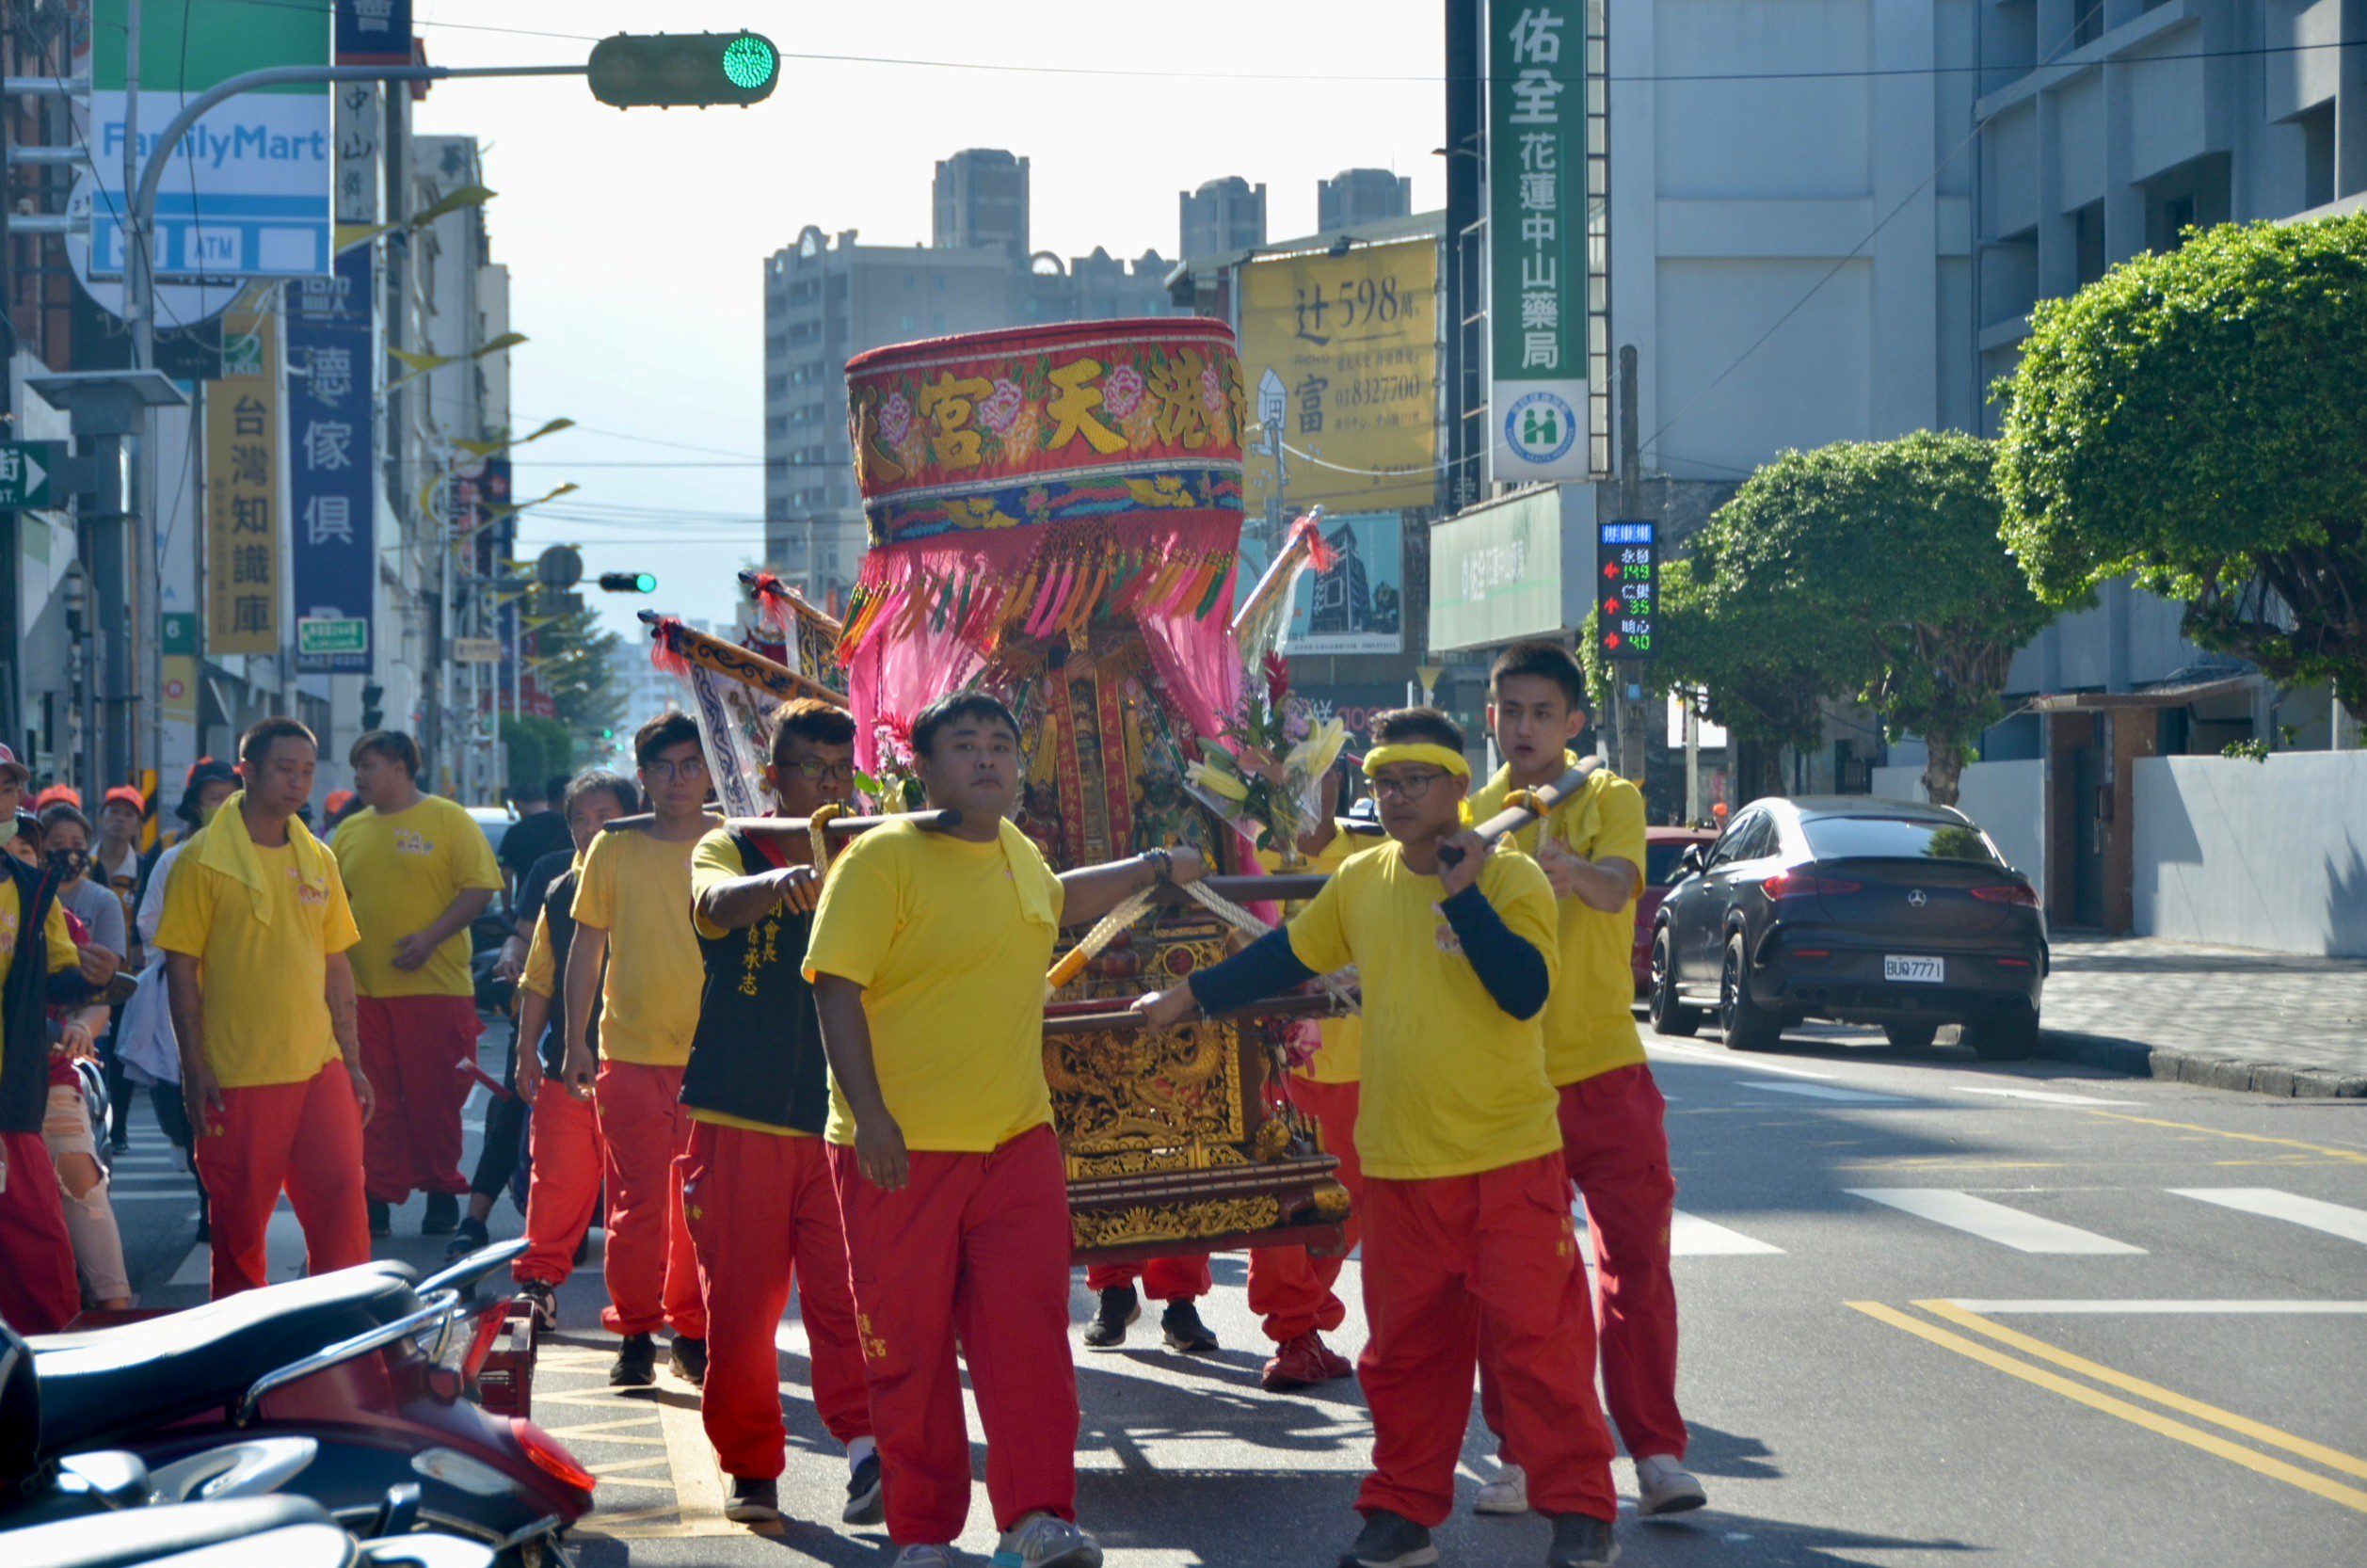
[94,788,145,939]
[160,717,376,1300]
[331,731,502,1240]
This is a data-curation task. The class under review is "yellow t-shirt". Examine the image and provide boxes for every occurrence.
[686,830,809,1138]
[571,826,706,1067]
[1468,758,1647,1087]
[520,910,555,1000]
[154,842,361,1088]
[802,820,1064,1153]
[330,796,503,999]
[1286,840,1562,1181]
[1255,828,1365,1083]
[0,882,80,1008]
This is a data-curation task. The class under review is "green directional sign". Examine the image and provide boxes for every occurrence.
[0,441,61,508]
[296,616,370,658]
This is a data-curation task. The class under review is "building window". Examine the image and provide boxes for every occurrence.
[2299,104,2336,210]
[2072,201,2107,287]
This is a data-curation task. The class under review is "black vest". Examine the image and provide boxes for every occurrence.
[680,831,830,1135]
[535,867,600,1076]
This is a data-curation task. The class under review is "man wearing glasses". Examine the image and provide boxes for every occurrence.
[678,699,880,1527]
[563,712,722,1387]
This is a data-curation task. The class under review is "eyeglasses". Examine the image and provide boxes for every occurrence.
[785,758,855,783]
[1368,769,1451,801]
[643,757,710,782]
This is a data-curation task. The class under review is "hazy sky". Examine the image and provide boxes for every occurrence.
[409,1,1447,642]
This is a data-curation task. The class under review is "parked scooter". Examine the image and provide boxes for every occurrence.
[24,1242,591,1564]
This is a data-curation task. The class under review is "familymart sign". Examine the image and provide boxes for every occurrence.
[1487,1,1590,483]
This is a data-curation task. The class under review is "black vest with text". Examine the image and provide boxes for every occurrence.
[680,830,829,1134]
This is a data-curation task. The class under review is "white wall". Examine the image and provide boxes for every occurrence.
[2134,753,2367,958]
[1868,758,2045,890]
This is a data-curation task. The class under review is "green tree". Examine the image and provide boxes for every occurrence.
[1996,215,2367,711]
[533,600,625,755]
[1680,433,2052,805]
[502,712,578,788]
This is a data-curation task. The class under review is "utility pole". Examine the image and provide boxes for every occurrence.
[1613,344,1648,785]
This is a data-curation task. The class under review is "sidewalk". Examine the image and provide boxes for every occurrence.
[2036,935,2367,1097]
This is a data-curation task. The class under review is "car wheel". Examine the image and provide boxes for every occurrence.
[1964,1010,2039,1061]
[1882,1022,1939,1051]
[1648,928,1702,1038]
[1719,933,1783,1052]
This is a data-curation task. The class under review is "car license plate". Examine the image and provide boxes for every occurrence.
[1884,955,1944,984]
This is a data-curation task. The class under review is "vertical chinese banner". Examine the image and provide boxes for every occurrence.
[288,249,376,673]
[1487,0,1591,483]
[205,303,283,657]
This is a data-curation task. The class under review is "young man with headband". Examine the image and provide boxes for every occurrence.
[1135,708,1620,1568]
[1468,641,1704,1520]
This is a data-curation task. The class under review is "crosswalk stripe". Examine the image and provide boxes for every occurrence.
[1847,1189,2146,1254]
[1743,1080,1908,1104]
[2171,1189,2367,1246]
[1573,1206,1783,1256]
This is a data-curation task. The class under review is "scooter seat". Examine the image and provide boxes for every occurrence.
[0,1496,329,1568]
[28,1264,422,1455]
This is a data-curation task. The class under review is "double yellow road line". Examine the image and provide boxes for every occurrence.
[1850,1299,2367,1513]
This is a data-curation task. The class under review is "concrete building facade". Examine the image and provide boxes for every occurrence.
[933,149,1032,256]
[1318,168,1415,232]
[1180,176,1269,259]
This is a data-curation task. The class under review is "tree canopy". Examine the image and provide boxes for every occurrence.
[1996,215,2367,710]
[1677,432,2052,804]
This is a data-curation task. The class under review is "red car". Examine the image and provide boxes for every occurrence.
[1633,827,1721,993]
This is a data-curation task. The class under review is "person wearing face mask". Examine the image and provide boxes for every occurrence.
[39,807,128,966]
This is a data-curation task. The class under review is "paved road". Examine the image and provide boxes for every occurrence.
[111,1017,2367,1566]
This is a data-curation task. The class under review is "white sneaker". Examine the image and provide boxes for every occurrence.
[1472,1462,1529,1515]
[1634,1453,1706,1515]
[991,1511,1104,1567]
[893,1547,958,1568]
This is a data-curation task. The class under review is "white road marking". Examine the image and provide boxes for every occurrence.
[1951,1086,2141,1107]
[103,1192,201,1204]
[1647,1043,1833,1080]
[1670,1211,1785,1256]
[168,1206,311,1288]
[2172,1189,2367,1246]
[1847,1189,2147,1255]
[1948,1299,2367,1315]
[1742,1080,1908,1104]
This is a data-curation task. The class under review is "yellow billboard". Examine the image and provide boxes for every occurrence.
[1239,237,1439,521]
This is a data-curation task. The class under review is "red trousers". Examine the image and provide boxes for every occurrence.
[680,1123,872,1478]
[1083,1255,1210,1300]
[0,1128,80,1331]
[358,995,480,1203]
[195,1066,372,1300]
[829,1124,1076,1546]
[595,1061,703,1338]
[1480,1063,1687,1462]
[1358,1153,1617,1528]
[514,1080,604,1288]
[1247,1076,1363,1342]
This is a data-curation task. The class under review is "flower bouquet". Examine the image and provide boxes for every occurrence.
[853,717,928,814]
[1185,652,1350,862]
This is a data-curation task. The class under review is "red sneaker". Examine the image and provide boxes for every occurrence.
[1260,1332,1332,1391]
[1310,1333,1355,1381]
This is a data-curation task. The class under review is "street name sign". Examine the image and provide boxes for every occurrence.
[0,441,61,507]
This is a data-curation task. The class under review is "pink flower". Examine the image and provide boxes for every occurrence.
[1200,360,1225,416]
[878,392,914,446]
[979,377,1024,434]
[1103,364,1146,420]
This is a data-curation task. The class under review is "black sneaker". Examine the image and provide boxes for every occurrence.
[724,1475,781,1524]
[1342,1509,1437,1568]
[610,1334,657,1387]
[108,1133,130,1156]
[1545,1512,1619,1568]
[515,1281,557,1332]
[1160,1299,1219,1355]
[1081,1286,1140,1351]
[842,1450,884,1525]
[422,1192,460,1236]
[668,1336,708,1386]
[367,1199,391,1239]
[444,1215,489,1261]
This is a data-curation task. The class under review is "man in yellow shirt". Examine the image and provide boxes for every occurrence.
[680,698,875,1528]
[159,717,375,1300]
[1138,708,1620,1568]
[331,730,502,1240]
[562,712,718,1388]
[805,690,1207,1568]
[1467,641,1704,1520]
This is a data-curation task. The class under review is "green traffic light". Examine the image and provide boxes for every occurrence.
[634,572,658,593]
[721,34,776,90]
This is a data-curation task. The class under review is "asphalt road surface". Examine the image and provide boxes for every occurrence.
[109,1017,2367,1567]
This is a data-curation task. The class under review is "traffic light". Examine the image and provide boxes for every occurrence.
[360,683,385,731]
[586,32,779,108]
[597,571,659,593]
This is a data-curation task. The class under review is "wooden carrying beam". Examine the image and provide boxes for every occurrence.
[601,808,962,838]
[1438,760,1597,865]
